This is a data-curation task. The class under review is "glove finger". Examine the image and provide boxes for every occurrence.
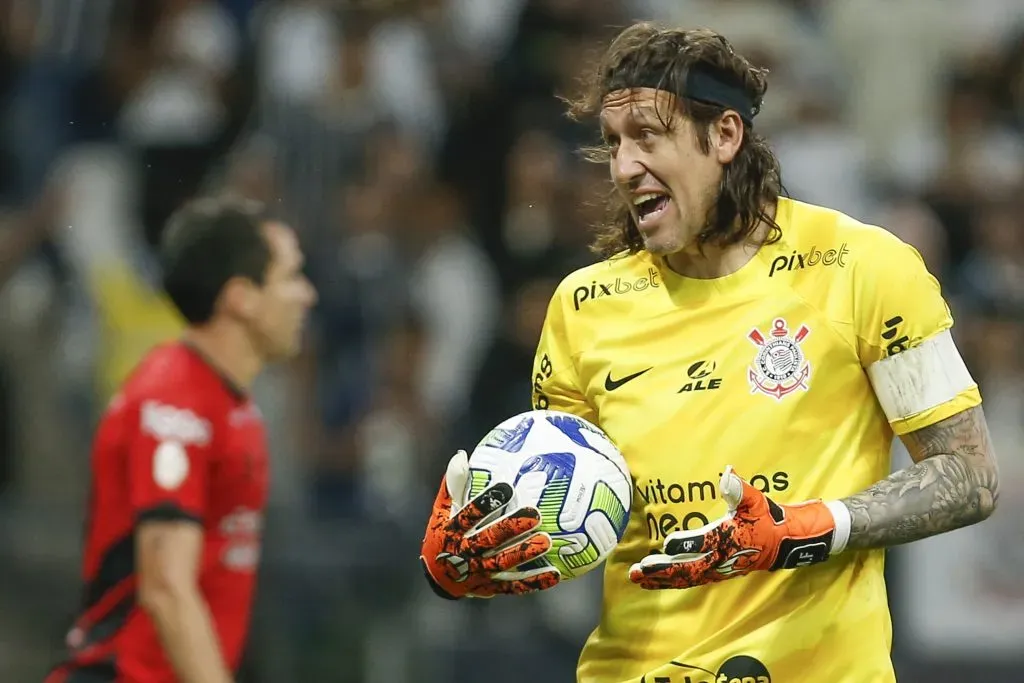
[475,532,551,573]
[424,476,456,552]
[444,450,471,509]
[662,512,732,556]
[662,528,714,557]
[638,544,764,589]
[425,454,473,540]
[628,552,700,579]
[719,465,744,510]
[627,555,668,583]
[466,506,542,552]
[492,564,562,582]
[627,555,682,588]
[471,568,561,596]
[449,482,514,534]
[628,554,716,590]
[720,466,769,517]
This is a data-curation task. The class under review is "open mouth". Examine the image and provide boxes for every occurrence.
[634,192,671,225]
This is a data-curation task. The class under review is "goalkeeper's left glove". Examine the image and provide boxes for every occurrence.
[628,466,852,590]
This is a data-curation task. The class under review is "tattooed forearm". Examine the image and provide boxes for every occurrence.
[842,406,999,551]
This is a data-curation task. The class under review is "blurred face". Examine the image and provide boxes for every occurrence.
[600,88,742,255]
[248,223,318,360]
[508,130,563,202]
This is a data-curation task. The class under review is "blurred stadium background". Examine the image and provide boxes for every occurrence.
[0,0,1022,681]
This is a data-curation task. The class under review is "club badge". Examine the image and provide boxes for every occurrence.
[747,318,811,400]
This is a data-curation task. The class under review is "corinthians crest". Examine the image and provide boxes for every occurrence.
[748,318,811,400]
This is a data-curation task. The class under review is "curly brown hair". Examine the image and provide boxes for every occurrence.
[564,23,783,258]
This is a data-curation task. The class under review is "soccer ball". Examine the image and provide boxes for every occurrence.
[465,409,632,582]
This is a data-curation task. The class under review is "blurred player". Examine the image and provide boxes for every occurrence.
[419,22,1001,683]
[46,197,317,683]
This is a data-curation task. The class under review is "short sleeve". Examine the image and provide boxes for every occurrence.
[531,282,600,424]
[853,233,981,434]
[129,398,215,524]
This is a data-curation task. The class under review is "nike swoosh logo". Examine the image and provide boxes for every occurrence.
[604,367,653,391]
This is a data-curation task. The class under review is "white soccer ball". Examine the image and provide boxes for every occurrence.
[465,409,632,582]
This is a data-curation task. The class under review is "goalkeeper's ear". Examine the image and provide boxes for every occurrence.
[444,450,471,512]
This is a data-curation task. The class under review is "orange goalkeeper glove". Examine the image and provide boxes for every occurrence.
[629,466,852,590]
[420,451,561,599]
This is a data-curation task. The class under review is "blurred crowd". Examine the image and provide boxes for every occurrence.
[0,0,1022,681]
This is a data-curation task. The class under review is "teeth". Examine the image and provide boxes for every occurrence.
[633,192,663,206]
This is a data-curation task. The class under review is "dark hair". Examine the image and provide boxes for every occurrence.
[564,23,783,258]
[160,196,271,324]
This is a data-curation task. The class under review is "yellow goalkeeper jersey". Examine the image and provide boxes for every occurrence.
[531,198,981,683]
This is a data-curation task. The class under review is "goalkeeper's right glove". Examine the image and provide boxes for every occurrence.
[419,450,561,599]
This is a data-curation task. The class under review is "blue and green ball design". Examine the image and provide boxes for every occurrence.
[468,411,632,580]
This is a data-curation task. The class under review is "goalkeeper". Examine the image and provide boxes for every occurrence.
[420,22,1000,683]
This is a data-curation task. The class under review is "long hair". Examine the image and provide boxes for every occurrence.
[563,23,784,258]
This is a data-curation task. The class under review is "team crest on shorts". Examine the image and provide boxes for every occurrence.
[747,318,811,400]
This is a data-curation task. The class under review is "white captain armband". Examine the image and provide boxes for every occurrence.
[865,329,976,423]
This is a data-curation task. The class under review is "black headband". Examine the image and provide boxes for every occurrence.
[606,66,757,125]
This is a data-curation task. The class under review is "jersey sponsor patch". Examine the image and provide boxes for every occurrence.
[140,401,212,446]
[865,329,976,422]
[152,441,190,490]
[747,318,812,400]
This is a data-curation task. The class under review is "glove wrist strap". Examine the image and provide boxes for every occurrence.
[824,500,852,555]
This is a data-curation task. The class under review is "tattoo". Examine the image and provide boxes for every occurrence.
[842,406,1000,551]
